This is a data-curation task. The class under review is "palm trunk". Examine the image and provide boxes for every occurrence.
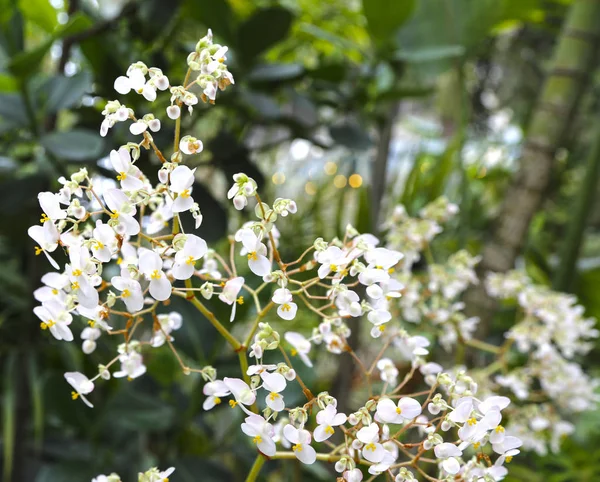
[467,0,600,324]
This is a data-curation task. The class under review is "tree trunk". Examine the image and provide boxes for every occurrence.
[466,0,600,324]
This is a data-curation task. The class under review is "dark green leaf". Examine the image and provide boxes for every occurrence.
[40,129,104,161]
[102,387,176,431]
[172,456,234,482]
[330,123,372,150]
[0,93,29,128]
[248,63,304,83]
[362,0,416,46]
[36,462,98,482]
[237,7,293,60]
[184,0,236,43]
[45,72,92,113]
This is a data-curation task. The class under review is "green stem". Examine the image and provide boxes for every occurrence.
[245,454,266,482]
[183,294,241,351]
[553,124,600,291]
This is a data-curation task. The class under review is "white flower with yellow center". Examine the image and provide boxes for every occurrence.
[316,246,351,279]
[138,248,171,301]
[376,397,422,425]
[223,377,256,407]
[111,274,144,312]
[283,425,316,464]
[114,65,157,101]
[202,380,230,410]
[241,414,276,456]
[109,147,144,191]
[261,371,287,412]
[28,221,60,269]
[284,332,312,367]
[314,404,347,442]
[179,135,203,155]
[64,371,94,407]
[114,348,146,380]
[218,276,245,321]
[90,220,118,263]
[272,288,298,320]
[38,191,67,223]
[34,299,73,341]
[237,228,271,277]
[434,442,462,475]
[104,188,140,236]
[356,423,386,463]
[169,165,196,213]
[172,234,207,280]
[34,272,68,303]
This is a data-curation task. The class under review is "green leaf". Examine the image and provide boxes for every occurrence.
[40,129,104,161]
[362,0,417,46]
[0,93,29,127]
[35,462,98,482]
[394,45,466,62]
[18,0,57,33]
[237,7,293,60]
[0,73,17,92]
[330,123,372,150]
[102,387,176,431]
[185,0,236,43]
[45,72,92,113]
[8,13,92,78]
[248,63,304,83]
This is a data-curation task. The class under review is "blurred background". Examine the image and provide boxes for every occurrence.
[2,0,600,480]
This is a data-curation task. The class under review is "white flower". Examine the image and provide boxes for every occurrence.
[344,469,363,482]
[314,404,347,442]
[28,221,60,269]
[376,398,422,424]
[34,299,73,341]
[38,192,67,221]
[104,188,140,236]
[283,425,317,464]
[109,147,144,191]
[434,442,462,475]
[492,435,522,465]
[241,414,276,456]
[34,272,68,303]
[114,348,146,379]
[150,312,182,347]
[64,371,94,408]
[223,377,256,406]
[114,67,157,101]
[179,135,203,155]
[172,234,207,280]
[81,327,101,354]
[272,288,298,320]
[237,229,271,276]
[376,358,398,385]
[202,380,230,410]
[284,332,312,367]
[111,275,144,312]
[261,371,287,412]
[356,423,386,463]
[166,105,180,119]
[336,290,362,317]
[317,246,350,279]
[138,248,172,301]
[90,221,118,263]
[169,165,196,213]
[218,276,245,321]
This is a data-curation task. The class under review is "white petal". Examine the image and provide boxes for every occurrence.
[114,76,131,94]
[150,277,172,301]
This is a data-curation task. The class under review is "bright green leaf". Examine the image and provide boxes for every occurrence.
[362,0,417,46]
[18,0,57,33]
[40,129,104,161]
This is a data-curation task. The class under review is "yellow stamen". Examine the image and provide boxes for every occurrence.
[325,425,334,435]
[150,269,161,280]
[379,325,386,332]
[247,251,258,261]
[253,435,262,444]
[495,425,505,433]
[71,281,80,290]
[117,172,127,181]
[180,189,191,198]
[186,255,195,265]
[127,376,133,381]
[236,296,244,305]
[330,264,338,272]
[110,211,119,219]
[292,443,303,452]
[395,407,402,414]
[93,240,104,250]
[51,288,58,295]
[218,57,225,63]
[473,442,481,449]
[35,246,43,255]
[71,391,79,400]
[72,269,82,277]
[88,321,95,327]
[388,267,395,273]
[229,400,238,408]
[365,443,377,452]
[214,397,221,405]
[291,349,298,356]
[269,392,280,401]
[375,265,383,270]
[40,213,50,223]
[467,417,477,426]
[116,257,123,265]
[505,456,513,463]
[122,289,131,298]
[282,303,291,312]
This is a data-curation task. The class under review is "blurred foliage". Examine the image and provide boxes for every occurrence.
[2,0,600,481]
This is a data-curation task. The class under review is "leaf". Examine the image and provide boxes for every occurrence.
[102,387,176,431]
[394,45,466,62]
[248,63,304,83]
[184,0,236,43]
[237,7,293,60]
[45,72,92,113]
[362,0,417,46]
[40,129,104,161]
[35,462,98,482]
[0,93,29,128]
[18,0,57,33]
[0,73,17,92]
[8,13,92,78]
[330,123,372,150]
[172,456,234,482]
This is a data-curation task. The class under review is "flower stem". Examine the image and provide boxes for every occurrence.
[245,454,266,482]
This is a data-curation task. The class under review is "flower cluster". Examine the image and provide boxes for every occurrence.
[29,30,597,482]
